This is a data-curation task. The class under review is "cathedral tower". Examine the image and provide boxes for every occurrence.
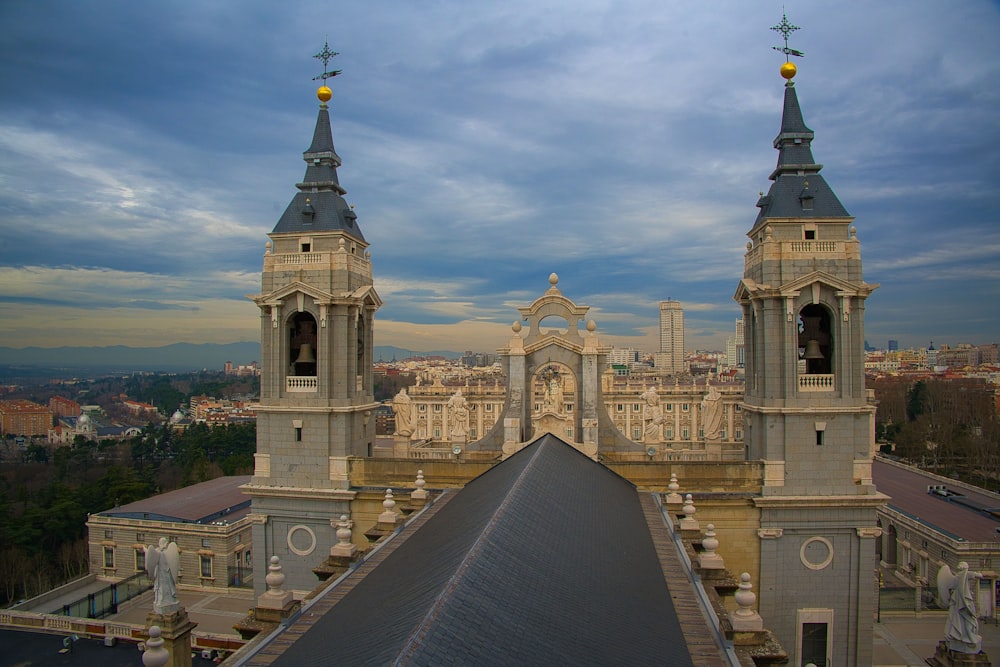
[245,47,381,594]
[734,44,883,666]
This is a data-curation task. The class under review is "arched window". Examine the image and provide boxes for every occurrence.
[289,312,318,377]
[798,303,832,375]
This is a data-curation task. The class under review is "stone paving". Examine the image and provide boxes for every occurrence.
[874,613,1000,666]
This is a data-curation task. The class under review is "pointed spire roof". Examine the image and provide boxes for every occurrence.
[271,64,365,241]
[752,77,850,227]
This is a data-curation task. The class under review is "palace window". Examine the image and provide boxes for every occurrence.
[200,555,212,578]
[135,549,144,571]
[104,547,115,569]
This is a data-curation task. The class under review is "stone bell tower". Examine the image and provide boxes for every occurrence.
[245,45,381,595]
[733,36,884,666]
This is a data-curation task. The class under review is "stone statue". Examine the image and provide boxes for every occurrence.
[145,537,180,614]
[701,385,724,441]
[392,388,414,436]
[938,561,984,653]
[642,386,666,443]
[448,389,469,439]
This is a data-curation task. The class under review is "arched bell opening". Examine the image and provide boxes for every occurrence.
[288,312,318,377]
[797,303,833,375]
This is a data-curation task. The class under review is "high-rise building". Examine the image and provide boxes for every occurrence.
[245,70,383,594]
[734,59,882,666]
[726,317,745,368]
[888,339,899,351]
[655,300,684,374]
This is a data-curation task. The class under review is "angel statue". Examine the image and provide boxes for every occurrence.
[938,561,984,653]
[145,537,180,614]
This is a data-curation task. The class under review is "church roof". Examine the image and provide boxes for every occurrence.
[271,101,366,242]
[753,81,850,226]
[253,435,707,666]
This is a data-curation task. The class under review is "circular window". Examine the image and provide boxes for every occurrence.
[286,524,317,557]
[800,536,834,570]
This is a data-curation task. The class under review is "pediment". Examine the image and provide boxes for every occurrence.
[778,271,878,298]
[252,281,334,306]
[523,335,584,356]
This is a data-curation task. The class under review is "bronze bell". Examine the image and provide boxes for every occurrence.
[803,339,824,360]
[294,342,316,364]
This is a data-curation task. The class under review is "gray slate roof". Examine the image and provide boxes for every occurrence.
[264,435,697,666]
[753,82,850,226]
[271,106,366,242]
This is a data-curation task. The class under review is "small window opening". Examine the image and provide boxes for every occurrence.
[804,230,816,240]
[816,430,824,446]
[295,427,302,442]
[301,242,311,252]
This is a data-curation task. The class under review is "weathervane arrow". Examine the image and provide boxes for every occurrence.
[770,12,804,60]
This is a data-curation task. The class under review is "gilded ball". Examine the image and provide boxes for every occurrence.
[780,61,797,80]
[317,85,333,103]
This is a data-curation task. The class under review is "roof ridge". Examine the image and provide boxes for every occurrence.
[392,439,550,665]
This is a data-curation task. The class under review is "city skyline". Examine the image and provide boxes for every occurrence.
[1,1,997,353]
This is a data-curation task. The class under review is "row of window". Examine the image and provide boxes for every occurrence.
[417,403,498,413]
[619,426,743,440]
[101,546,251,578]
[613,403,743,413]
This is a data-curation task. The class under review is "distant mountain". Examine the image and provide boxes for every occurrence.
[0,342,262,374]
[0,342,462,378]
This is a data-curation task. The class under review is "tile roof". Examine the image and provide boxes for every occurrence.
[253,435,707,666]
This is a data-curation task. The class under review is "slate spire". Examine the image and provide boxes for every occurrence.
[752,61,849,228]
[270,47,363,240]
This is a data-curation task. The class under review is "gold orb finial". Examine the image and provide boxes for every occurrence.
[317,85,333,103]
[780,61,797,80]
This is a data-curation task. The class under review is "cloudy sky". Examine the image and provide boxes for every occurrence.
[1,1,998,355]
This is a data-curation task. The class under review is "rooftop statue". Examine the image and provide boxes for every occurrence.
[938,561,984,654]
[145,537,180,614]
[392,388,414,437]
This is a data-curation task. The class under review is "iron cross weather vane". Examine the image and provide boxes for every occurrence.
[771,12,804,60]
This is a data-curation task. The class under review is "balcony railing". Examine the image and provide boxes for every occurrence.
[286,376,318,392]
[798,374,835,392]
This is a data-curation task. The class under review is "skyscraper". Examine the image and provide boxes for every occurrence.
[655,300,684,374]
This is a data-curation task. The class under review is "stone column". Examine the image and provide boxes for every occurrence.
[144,609,196,667]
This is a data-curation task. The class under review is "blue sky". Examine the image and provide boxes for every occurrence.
[1,1,997,354]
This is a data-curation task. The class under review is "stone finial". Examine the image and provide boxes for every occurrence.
[698,524,725,570]
[731,572,764,632]
[679,494,699,531]
[411,470,428,501]
[330,515,357,558]
[258,555,294,610]
[379,488,400,523]
[142,626,169,667]
[666,474,682,505]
